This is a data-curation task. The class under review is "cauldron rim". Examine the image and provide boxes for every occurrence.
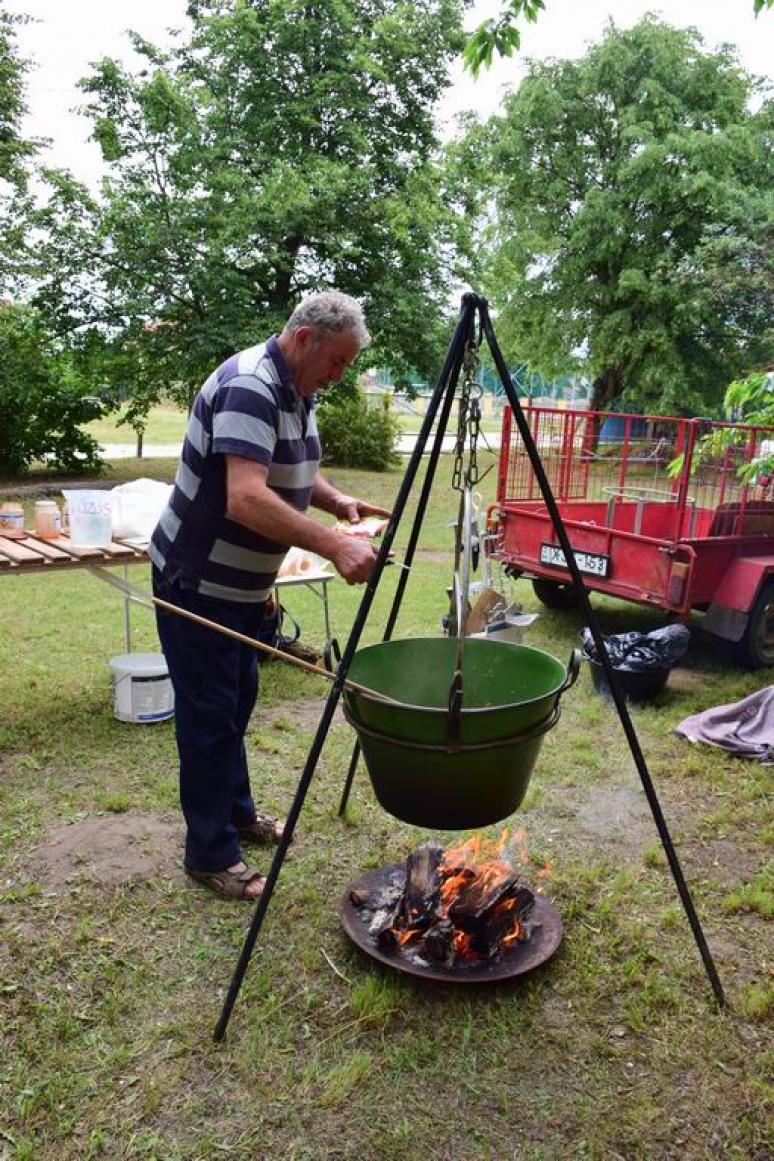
[347,636,571,717]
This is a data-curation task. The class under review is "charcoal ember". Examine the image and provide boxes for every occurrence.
[369,895,404,946]
[423,919,456,968]
[375,923,399,951]
[370,875,405,909]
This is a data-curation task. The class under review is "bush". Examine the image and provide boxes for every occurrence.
[316,392,401,471]
[0,303,105,475]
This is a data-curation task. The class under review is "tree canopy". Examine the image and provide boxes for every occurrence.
[0,8,38,292]
[32,0,478,417]
[464,0,774,76]
[477,17,773,413]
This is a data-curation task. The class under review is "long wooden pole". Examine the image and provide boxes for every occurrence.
[91,567,401,705]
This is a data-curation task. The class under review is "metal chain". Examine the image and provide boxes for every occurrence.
[452,340,483,492]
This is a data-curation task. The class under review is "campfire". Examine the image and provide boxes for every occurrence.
[348,830,551,971]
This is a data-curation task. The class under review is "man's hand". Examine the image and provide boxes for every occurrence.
[329,533,379,584]
[335,493,392,523]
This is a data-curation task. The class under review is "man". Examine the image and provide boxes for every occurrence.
[149,291,390,901]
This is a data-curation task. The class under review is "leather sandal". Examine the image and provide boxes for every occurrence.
[237,811,285,846]
[185,862,266,900]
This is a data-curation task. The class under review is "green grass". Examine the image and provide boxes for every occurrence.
[83,404,189,447]
[0,453,772,1159]
[80,401,503,448]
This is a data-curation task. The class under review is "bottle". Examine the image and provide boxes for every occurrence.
[34,500,62,539]
[0,501,25,539]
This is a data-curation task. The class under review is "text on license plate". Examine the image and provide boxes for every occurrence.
[539,543,610,577]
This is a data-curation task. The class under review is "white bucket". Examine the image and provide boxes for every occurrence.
[108,652,174,723]
[63,489,113,547]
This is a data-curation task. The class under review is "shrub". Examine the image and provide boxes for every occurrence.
[0,303,106,475]
[316,392,401,471]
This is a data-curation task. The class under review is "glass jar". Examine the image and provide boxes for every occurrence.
[34,500,62,539]
[0,501,25,539]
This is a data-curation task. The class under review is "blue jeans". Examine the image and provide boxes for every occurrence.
[152,567,267,872]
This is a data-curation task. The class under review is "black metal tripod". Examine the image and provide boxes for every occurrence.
[214,293,724,1042]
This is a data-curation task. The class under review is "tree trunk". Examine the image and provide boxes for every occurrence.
[589,368,623,413]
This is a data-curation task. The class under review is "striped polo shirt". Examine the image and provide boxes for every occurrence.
[148,335,321,603]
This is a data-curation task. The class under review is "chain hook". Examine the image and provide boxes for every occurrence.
[452,338,482,493]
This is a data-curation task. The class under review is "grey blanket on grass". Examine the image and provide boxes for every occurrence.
[675,686,774,764]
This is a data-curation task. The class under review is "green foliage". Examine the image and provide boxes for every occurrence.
[0,304,105,475]
[469,0,773,76]
[29,0,476,422]
[669,370,774,482]
[463,1,545,77]
[316,391,401,471]
[725,370,774,424]
[0,9,35,188]
[473,17,774,415]
[0,10,39,294]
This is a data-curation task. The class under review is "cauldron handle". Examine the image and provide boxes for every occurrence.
[559,648,582,695]
[447,666,463,752]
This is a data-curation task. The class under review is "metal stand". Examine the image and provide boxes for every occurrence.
[215,293,723,1041]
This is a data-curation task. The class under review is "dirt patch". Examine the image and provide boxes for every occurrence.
[667,667,710,693]
[537,782,655,865]
[39,813,182,887]
[571,784,654,848]
[415,548,452,564]
[264,698,343,732]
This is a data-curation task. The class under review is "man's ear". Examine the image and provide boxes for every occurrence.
[293,325,314,352]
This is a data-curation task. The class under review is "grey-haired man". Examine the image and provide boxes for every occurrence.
[150,291,390,900]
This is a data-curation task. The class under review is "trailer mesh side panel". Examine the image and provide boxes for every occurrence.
[500,407,774,541]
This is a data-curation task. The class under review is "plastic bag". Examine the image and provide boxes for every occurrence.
[278,547,329,578]
[110,479,173,542]
[581,624,691,672]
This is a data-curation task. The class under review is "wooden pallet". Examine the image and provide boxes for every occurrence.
[0,533,147,573]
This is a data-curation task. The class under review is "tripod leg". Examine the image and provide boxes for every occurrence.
[478,296,725,1008]
[216,296,479,1038]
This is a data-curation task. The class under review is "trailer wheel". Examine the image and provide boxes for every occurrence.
[532,578,581,610]
[738,580,774,668]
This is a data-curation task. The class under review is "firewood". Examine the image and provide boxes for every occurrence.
[399,844,443,929]
[424,919,456,967]
[472,885,535,958]
[447,872,525,929]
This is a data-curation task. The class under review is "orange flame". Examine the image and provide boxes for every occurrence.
[390,828,541,963]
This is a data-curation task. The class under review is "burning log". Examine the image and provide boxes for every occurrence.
[353,874,406,950]
[363,837,539,968]
[399,844,443,928]
[469,887,535,959]
[447,876,534,930]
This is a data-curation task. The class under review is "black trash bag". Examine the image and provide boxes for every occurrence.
[581,624,691,672]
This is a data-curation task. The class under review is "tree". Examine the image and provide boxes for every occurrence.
[32,0,479,420]
[0,302,104,474]
[476,17,773,414]
[0,7,38,292]
[464,0,774,76]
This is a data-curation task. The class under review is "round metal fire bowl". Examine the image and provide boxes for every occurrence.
[340,864,563,984]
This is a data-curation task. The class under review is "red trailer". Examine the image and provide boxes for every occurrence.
[492,406,774,667]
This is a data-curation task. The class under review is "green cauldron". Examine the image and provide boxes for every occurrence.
[343,638,580,830]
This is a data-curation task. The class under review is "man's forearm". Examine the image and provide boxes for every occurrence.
[228,484,341,559]
[310,474,346,517]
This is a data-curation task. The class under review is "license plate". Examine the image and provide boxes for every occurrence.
[539,543,610,578]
